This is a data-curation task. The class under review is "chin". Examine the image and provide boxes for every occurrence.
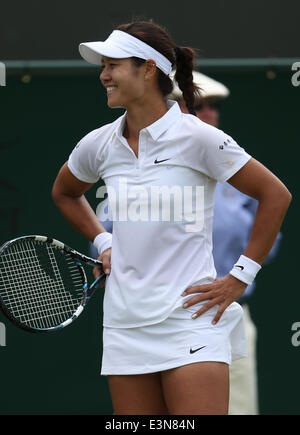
[107,98,125,109]
[107,103,126,109]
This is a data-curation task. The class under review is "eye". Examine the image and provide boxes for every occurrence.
[100,62,118,73]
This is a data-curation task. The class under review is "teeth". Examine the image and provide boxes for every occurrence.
[107,87,116,91]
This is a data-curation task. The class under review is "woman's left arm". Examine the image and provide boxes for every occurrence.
[182,158,292,324]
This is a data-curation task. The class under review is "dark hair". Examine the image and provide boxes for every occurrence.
[116,21,199,115]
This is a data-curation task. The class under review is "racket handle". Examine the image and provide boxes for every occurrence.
[95,273,107,286]
[86,273,107,298]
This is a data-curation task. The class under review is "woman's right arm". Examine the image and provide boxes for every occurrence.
[52,162,106,241]
[52,162,111,275]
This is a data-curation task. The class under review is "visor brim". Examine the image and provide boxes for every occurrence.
[79,41,130,65]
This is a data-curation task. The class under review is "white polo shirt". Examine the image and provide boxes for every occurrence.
[68,100,251,328]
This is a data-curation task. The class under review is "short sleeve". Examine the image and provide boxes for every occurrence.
[203,128,251,182]
[180,118,252,183]
[68,131,101,183]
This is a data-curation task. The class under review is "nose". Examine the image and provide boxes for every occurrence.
[100,66,110,83]
[99,70,105,82]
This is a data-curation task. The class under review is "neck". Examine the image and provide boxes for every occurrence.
[123,95,168,140]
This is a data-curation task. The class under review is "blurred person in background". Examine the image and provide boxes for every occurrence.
[90,70,281,415]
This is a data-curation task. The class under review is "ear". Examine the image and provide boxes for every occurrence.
[144,59,157,79]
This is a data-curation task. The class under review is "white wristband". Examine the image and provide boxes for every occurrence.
[93,232,112,256]
[229,255,262,285]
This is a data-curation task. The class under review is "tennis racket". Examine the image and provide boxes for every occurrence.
[0,235,106,333]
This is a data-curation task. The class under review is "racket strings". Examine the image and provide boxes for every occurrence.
[0,240,84,329]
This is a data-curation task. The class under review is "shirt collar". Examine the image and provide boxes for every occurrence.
[114,100,182,142]
[114,112,127,141]
[145,100,182,140]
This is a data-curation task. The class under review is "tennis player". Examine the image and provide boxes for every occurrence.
[52,21,292,415]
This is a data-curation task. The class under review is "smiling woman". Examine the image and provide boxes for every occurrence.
[51,20,291,415]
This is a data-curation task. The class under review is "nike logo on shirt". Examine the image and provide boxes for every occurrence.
[235,265,244,270]
[189,346,206,354]
[154,158,171,164]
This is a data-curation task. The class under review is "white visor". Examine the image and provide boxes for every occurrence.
[79,30,173,75]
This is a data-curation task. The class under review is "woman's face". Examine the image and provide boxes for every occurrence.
[100,57,146,109]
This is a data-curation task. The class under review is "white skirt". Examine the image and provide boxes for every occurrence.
[101,301,247,375]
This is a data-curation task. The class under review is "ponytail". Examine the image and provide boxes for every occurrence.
[174,46,200,115]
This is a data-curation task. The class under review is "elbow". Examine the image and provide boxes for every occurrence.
[51,162,87,208]
[51,182,59,205]
[258,182,292,216]
[281,186,292,211]
[271,185,292,220]
[51,181,66,207]
[51,180,83,207]
[286,188,292,203]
